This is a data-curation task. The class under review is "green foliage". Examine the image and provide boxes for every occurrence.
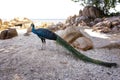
[71,0,120,16]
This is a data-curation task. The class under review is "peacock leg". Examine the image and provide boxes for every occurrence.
[41,38,46,50]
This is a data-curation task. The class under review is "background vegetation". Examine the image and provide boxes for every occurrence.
[71,0,120,16]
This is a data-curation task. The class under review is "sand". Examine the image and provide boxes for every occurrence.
[0,29,120,80]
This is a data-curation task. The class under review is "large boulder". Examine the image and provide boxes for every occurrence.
[0,30,8,39]
[72,37,93,51]
[64,6,104,27]
[60,26,83,43]
[82,6,104,19]
[56,26,93,51]
[0,28,18,39]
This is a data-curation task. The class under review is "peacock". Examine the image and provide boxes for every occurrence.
[30,23,117,68]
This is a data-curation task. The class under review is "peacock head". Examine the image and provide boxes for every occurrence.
[31,23,35,28]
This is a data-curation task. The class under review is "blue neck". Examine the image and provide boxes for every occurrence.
[32,26,36,34]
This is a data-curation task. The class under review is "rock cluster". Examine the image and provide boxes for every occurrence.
[57,6,120,33]
[0,17,32,30]
[93,16,120,33]
[46,6,105,50]
[47,6,105,32]
[47,6,120,50]
[36,22,54,28]
[47,22,66,32]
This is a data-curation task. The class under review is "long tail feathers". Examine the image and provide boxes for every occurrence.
[56,35,117,68]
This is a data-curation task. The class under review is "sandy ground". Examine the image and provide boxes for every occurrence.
[0,29,120,80]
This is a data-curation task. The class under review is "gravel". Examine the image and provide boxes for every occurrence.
[0,29,120,80]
